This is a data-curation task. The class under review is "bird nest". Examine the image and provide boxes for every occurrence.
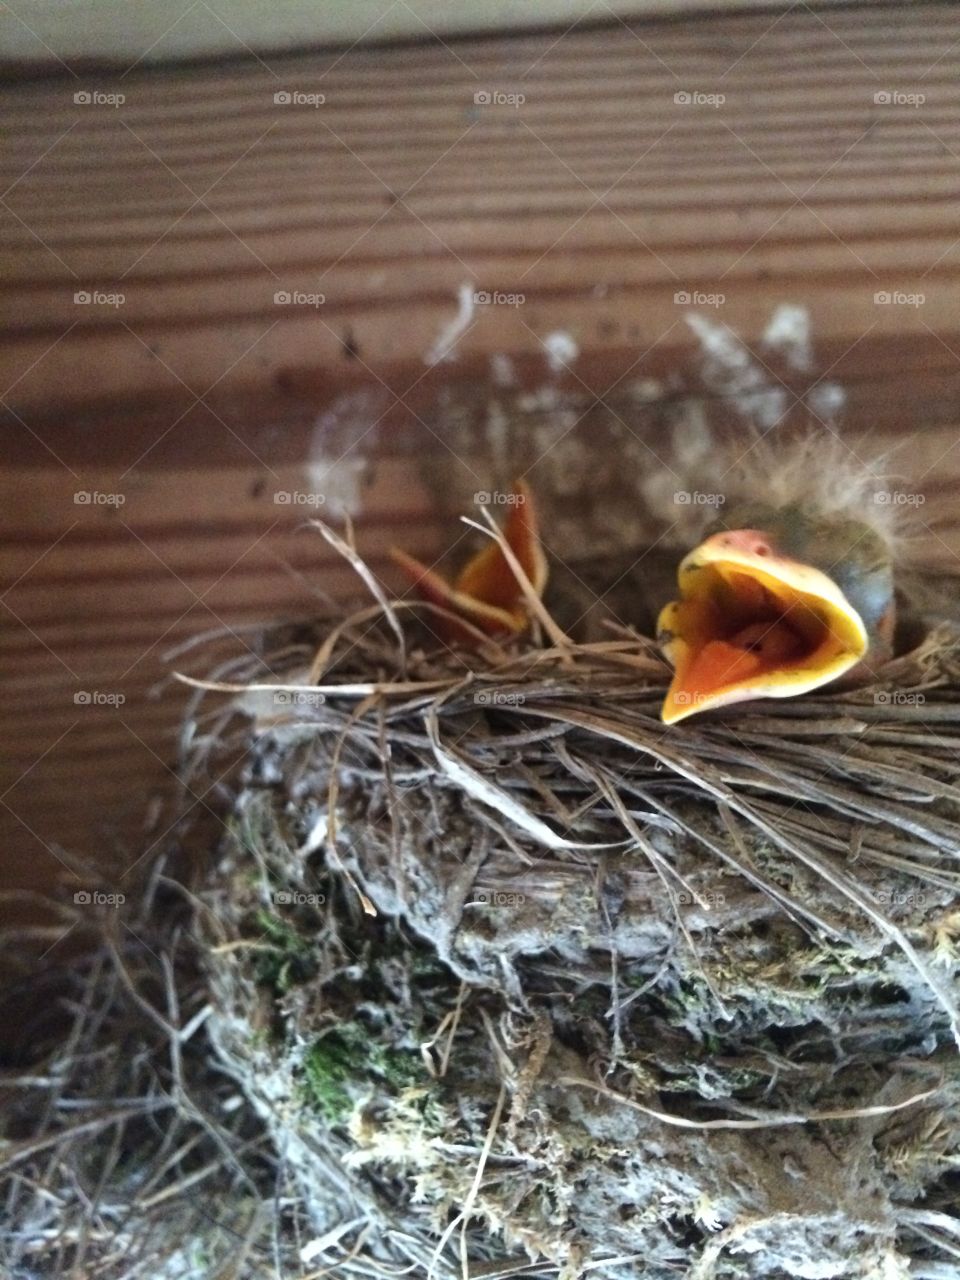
[4,538,960,1280]
[177,525,960,1280]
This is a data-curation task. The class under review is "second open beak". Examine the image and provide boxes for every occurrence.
[657,529,869,725]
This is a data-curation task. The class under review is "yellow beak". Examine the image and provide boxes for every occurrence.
[658,529,869,724]
[390,480,548,646]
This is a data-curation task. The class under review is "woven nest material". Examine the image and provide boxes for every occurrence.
[175,545,960,1280]
[5,536,960,1279]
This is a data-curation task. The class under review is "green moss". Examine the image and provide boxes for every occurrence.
[253,909,314,993]
[301,1021,423,1124]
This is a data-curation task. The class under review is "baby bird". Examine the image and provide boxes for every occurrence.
[654,424,909,726]
[657,499,895,723]
[390,480,547,646]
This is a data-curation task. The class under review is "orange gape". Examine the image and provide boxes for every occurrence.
[657,528,874,724]
[390,481,548,646]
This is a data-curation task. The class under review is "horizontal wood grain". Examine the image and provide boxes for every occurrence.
[4,2,960,969]
[3,4,960,409]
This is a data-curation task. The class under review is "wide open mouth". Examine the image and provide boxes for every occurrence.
[390,479,548,644]
[658,537,868,724]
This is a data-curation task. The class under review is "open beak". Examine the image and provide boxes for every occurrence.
[658,528,869,724]
[390,480,548,645]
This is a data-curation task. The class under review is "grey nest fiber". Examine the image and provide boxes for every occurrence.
[4,576,960,1280]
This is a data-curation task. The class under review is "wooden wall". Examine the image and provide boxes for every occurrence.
[3,2,960,955]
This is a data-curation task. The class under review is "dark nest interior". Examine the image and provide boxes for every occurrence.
[4,533,960,1280]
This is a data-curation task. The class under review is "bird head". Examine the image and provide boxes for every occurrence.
[657,501,895,724]
[390,481,547,646]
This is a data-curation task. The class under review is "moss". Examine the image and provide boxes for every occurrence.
[301,1021,424,1124]
[253,909,315,993]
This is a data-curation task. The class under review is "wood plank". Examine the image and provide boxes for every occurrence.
[4,2,960,961]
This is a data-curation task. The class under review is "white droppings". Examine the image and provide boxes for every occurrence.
[424,281,475,366]
[688,306,847,433]
[806,381,846,422]
[686,313,788,430]
[762,303,813,372]
[517,386,562,413]
[543,330,579,374]
[628,377,665,404]
[490,351,516,388]
[308,404,371,519]
[306,451,366,520]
